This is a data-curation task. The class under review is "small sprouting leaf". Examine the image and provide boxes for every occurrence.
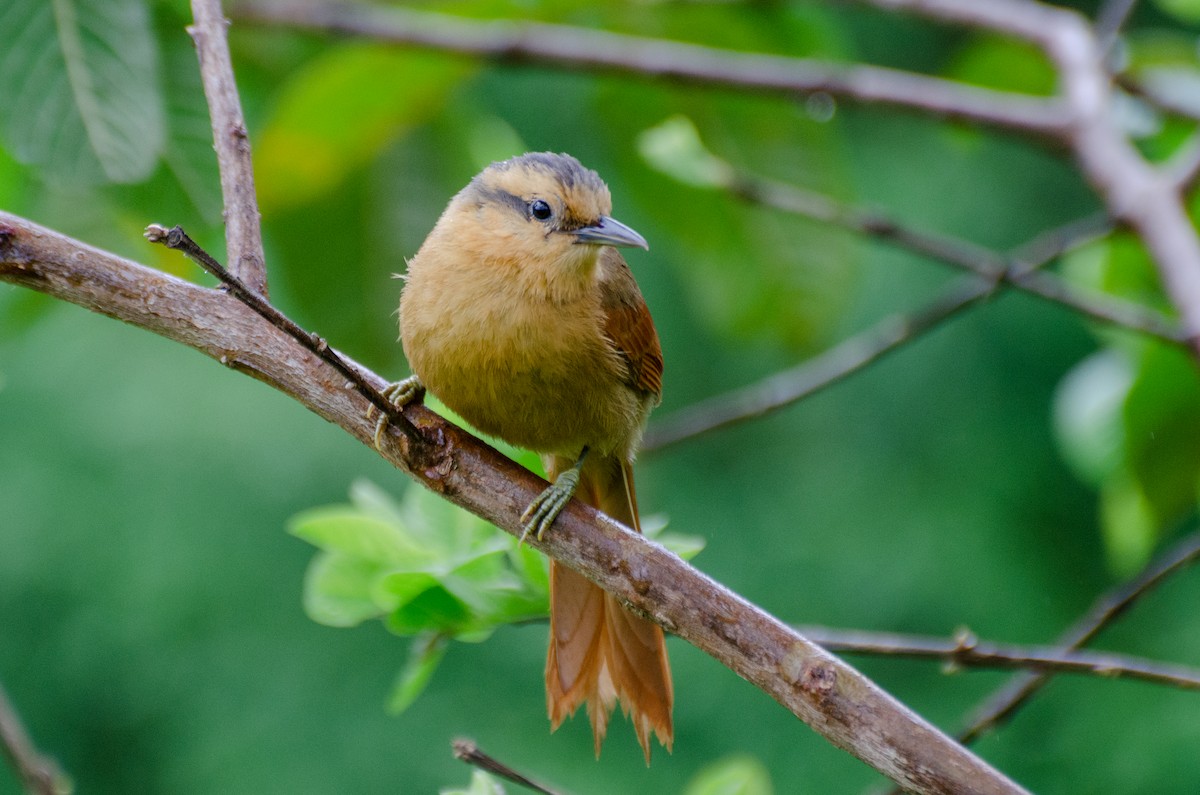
[0,0,165,184]
[386,585,474,635]
[638,115,734,189]
[685,755,773,795]
[388,633,449,714]
[288,506,430,566]
[440,770,507,795]
[302,551,387,627]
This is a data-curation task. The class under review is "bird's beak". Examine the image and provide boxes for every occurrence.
[573,216,649,250]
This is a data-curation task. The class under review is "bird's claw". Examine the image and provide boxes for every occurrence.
[519,467,581,544]
[370,376,426,450]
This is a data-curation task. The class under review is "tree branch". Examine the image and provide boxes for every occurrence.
[0,682,67,795]
[863,0,1200,353]
[0,213,1027,794]
[957,529,1200,744]
[189,0,268,296]
[452,738,565,795]
[800,626,1200,691]
[644,213,1117,452]
[229,0,1070,138]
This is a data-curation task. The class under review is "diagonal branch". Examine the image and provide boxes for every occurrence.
[644,213,1120,452]
[0,213,1028,795]
[799,625,1200,691]
[862,0,1200,354]
[957,529,1200,744]
[0,682,67,795]
[189,0,268,296]
[229,0,1069,138]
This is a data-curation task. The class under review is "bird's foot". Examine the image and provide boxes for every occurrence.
[519,466,582,544]
[370,375,426,450]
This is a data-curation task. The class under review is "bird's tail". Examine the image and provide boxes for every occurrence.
[544,453,673,763]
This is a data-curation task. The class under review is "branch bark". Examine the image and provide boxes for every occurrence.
[230,0,1069,137]
[800,626,1200,690]
[0,682,66,795]
[189,0,268,296]
[0,213,1027,795]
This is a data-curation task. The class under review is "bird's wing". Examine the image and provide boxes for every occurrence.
[598,248,663,400]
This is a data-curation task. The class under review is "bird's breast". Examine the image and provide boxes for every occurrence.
[400,262,646,458]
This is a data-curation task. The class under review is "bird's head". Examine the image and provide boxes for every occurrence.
[433,152,647,298]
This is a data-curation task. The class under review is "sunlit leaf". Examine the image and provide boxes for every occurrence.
[1053,349,1134,486]
[302,551,388,627]
[1153,0,1200,23]
[685,755,773,795]
[639,115,733,189]
[256,46,470,211]
[288,506,431,566]
[0,0,165,183]
[946,34,1056,95]
[1100,474,1160,575]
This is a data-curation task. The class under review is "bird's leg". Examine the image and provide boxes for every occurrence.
[520,447,589,544]
[370,375,426,450]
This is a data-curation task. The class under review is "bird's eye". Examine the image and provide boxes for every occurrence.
[530,199,553,221]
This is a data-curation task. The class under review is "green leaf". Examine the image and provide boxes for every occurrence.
[639,115,734,189]
[1100,474,1160,575]
[302,551,388,627]
[386,585,473,635]
[1053,350,1134,486]
[1122,343,1200,530]
[0,0,165,183]
[256,46,469,211]
[440,770,506,795]
[1153,0,1200,23]
[388,633,449,714]
[946,34,1056,96]
[288,506,431,567]
[685,755,773,795]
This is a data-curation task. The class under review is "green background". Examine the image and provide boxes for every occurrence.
[2,1,1200,793]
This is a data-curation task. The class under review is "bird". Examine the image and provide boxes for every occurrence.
[388,152,672,761]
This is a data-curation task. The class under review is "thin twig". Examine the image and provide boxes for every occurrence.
[644,276,994,451]
[189,0,268,296]
[958,529,1200,744]
[1,213,1029,795]
[729,175,1179,341]
[644,213,1117,452]
[799,626,1200,691]
[143,224,404,424]
[0,683,68,795]
[452,738,565,795]
[230,0,1069,138]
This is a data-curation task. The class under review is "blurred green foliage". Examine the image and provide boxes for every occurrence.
[3,1,1200,794]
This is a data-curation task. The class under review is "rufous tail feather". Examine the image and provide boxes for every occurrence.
[544,454,673,763]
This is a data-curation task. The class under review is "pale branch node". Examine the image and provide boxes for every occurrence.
[189,0,268,296]
[958,529,1200,745]
[644,212,1119,453]
[0,682,69,795]
[229,0,1071,138]
[452,738,565,795]
[0,212,1028,795]
[798,626,1200,690]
